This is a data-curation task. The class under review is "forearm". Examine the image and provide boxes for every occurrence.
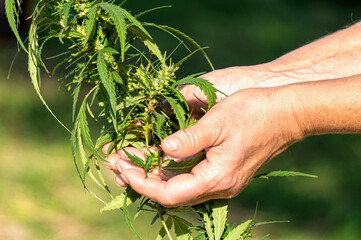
[283,75,361,137]
[253,22,361,86]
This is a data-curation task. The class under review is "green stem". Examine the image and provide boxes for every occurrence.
[158,209,173,240]
[162,217,173,240]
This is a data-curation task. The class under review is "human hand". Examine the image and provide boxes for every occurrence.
[104,86,304,207]
[181,64,298,118]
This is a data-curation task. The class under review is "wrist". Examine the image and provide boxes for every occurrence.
[248,63,305,87]
[279,75,361,137]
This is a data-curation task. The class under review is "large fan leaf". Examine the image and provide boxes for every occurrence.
[84,4,98,46]
[97,51,118,131]
[5,0,27,52]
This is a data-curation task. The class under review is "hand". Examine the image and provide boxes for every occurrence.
[104,86,304,207]
[181,65,298,118]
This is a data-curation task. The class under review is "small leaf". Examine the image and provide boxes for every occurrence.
[79,98,102,160]
[129,26,164,63]
[118,132,145,150]
[255,170,318,179]
[212,199,228,240]
[164,154,204,174]
[165,96,186,130]
[254,220,290,227]
[224,220,252,240]
[143,154,153,176]
[122,148,145,168]
[153,112,167,139]
[177,77,218,109]
[204,212,214,240]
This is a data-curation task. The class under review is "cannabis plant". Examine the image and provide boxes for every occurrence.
[6,0,317,239]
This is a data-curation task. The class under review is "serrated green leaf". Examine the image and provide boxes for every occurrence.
[144,154,153,177]
[100,189,140,212]
[255,170,318,179]
[97,51,118,131]
[101,47,120,55]
[212,199,228,240]
[76,119,107,195]
[28,22,71,133]
[165,96,186,130]
[123,187,143,240]
[118,132,145,150]
[254,220,290,227]
[99,3,127,61]
[122,148,145,168]
[155,216,173,240]
[224,220,252,240]
[72,83,81,122]
[5,0,27,53]
[177,77,218,109]
[59,0,74,43]
[84,4,98,46]
[79,99,103,160]
[153,112,167,139]
[129,26,164,63]
[204,212,214,240]
[171,215,193,240]
[164,154,204,174]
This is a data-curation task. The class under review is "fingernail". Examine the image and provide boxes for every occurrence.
[116,164,122,174]
[121,174,129,184]
[164,137,180,152]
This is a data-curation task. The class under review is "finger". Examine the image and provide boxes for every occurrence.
[115,174,128,187]
[120,160,215,207]
[117,147,145,160]
[161,117,218,159]
[102,142,113,155]
[104,152,122,172]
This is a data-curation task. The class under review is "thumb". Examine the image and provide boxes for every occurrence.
[161,119,218,159]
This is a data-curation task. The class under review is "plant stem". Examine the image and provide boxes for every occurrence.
[159,209,173,240]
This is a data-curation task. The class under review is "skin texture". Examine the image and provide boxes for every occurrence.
[104,22,361,207]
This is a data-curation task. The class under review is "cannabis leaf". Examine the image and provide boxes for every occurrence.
[101,189,141,212]
[212,199,228,240]
[176,76,218,108]
[5,0,27,52]
[164,154,204,174]
[224,220,252,240]
[97,51,118,131]
[171,215,193,240]
[255,170,318,179]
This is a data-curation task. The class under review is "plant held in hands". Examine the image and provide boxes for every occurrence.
[6,0,317,239]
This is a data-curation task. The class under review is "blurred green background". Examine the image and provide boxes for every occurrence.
[1,0,361,239]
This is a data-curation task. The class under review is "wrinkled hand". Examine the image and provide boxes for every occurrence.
[104,86,304,207]
[181,65,293,118]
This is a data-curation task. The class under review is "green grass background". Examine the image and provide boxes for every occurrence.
[1,0,361,239]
